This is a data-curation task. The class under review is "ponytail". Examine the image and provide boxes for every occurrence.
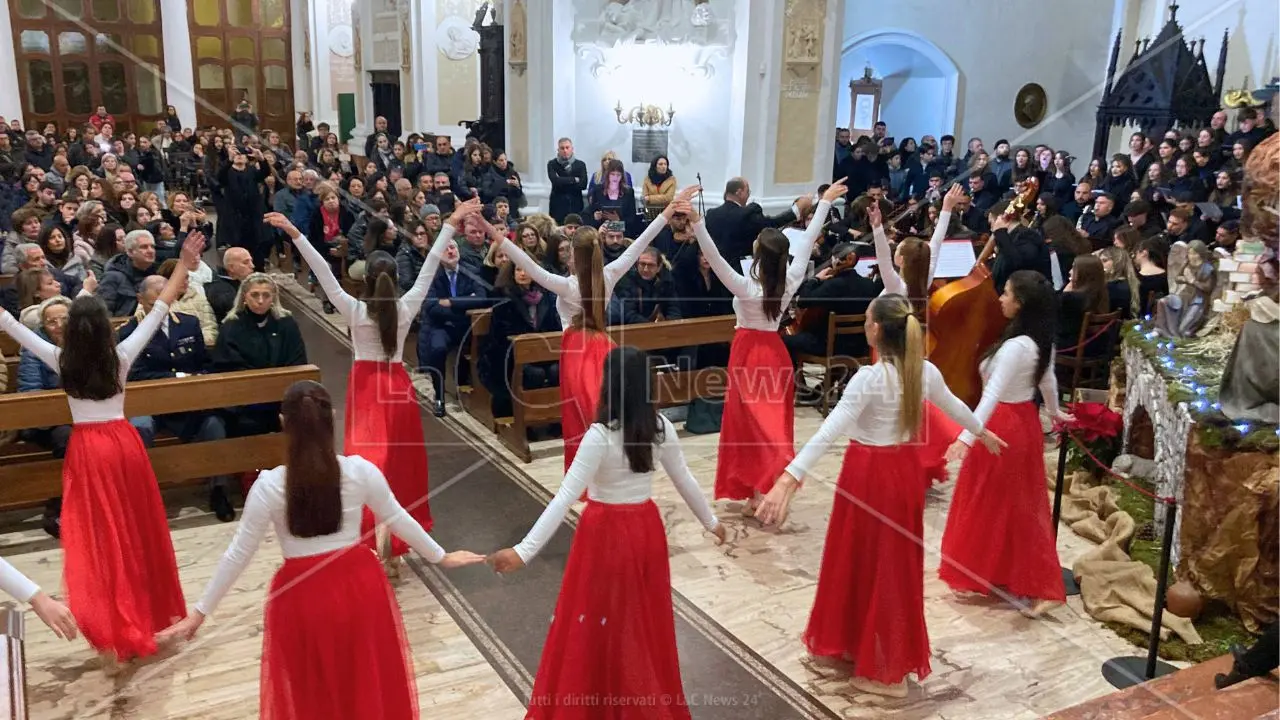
[364,250,400,358]
[754,229,790,321]
[282,381,342,538]
[870,294,924,440]
[570,228,606,331]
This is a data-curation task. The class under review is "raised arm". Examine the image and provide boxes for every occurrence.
[118,235,205,367]
[927,185,963,284]
[603,214,668,286]
[499,234,574,295]
[0,310,59,369]
[785,366,872,482]
[786,182,847,287]
[193,471,275,616]
[691,218,751,296]
[358,456,447,563]
[512,425,608,564]
[868,202,904,295]
[401,223,459,312]
[266,212,357,319]
[656,415,719,532]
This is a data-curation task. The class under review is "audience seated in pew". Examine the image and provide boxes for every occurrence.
[396,207,443,293]
[120,276,235,521]
[155,258,218,345]
[418,237,487,414]
[211,273,308,436]
[98,229,160,316]
[14,265,95,329]
[671,241,733,369]
[205,246,255,324]
[480,263,561,418]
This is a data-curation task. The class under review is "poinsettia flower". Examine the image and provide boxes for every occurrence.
[1061,402,1123,442]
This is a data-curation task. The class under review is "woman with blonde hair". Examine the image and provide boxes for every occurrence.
[1097,245,1139,318]
[758,294,1003,698]
[587,149,632,196]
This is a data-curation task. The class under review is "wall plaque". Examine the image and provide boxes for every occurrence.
[631,129,669,163]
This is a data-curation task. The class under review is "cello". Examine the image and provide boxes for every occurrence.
[925,179,1039,407]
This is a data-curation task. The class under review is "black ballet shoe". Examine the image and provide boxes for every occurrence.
[1215,644,1263,689]
[434,396,448,418]
[210,486,236,522]
[42,497,61,539]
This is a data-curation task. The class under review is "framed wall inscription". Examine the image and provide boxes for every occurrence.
[631,129,669,163]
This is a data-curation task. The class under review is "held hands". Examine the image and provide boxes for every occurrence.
[945,439,968,463]
[821,178,849,203]
[941,183,964,213]
[29,592,77,640]
[439,550,487,569]
[263,212,301,239]
[663,185,702,219]
[487,548,525,574]
[156,610,206,645]
[755,472,799,526]
[447,198,483,228]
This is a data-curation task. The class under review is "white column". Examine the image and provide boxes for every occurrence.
[520,0,576,213]
[0,2,19,123]
[349,2,374,154]
[409,0,439,133]
[160,0,196,128]
[290,0,315,122]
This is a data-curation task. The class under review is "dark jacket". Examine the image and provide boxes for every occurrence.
[546,158,588,222]
[98,253,159,317]
[212,311,308,372]
[1081,212,1123,251]
[793,269,881,356]
[673,248,733,319]
[117,311,211,381]
[204,273,241,324]
[991,227,1052,293]
[421,265,488,331]
[23,145,53,171]
[17,340,59,392]
[396,242,429,293]
[610,269,684,325]
[480,288,561,394]
[585,186,641,237]
[134,147,165,184]
[704,199,797,262]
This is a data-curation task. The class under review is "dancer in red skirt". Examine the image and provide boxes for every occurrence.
[498,187,700,473]
[0,232,206,669]
[489,346,725,719]
[265,201,476,573]
[756,294,1005,699]
[688,180,848,517]
[940,270,1072,617]
[0,557,78,640]
[158,381,484,720]
[868,186,964,483]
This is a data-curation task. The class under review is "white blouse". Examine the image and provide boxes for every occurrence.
[693,200,832,331]
[0,301,170,424]
[194,455,445,616]
[0,558,39,603]
[513,415,719,563]
[293,225,454,362]
[957,335,1059,446]
[872,211,952,297]
[501,215,669,330]
[786,360,985,481]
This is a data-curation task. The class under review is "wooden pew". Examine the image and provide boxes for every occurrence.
[1,317,137,393]
[496,315,737,462]
[0,365,322,511]
[458,309,494,430]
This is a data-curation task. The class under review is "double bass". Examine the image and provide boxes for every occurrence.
[925,179,1039,407]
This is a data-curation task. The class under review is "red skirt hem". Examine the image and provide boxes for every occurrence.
[939,402,1065,602]
[714,329,795,500]
[261,546,417,720]
[804,441,931,685]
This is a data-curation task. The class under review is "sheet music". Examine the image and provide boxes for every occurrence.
[854,258,876,277]
[934,238,978,279]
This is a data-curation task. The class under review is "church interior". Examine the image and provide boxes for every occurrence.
[0,0,1277,717]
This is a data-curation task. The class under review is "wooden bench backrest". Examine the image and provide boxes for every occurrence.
[511,315,737,365]
[0,316,130,357]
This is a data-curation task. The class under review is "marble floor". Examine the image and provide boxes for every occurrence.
[0,279,1159,719]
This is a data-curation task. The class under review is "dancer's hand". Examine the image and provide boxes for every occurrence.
[941,183,964,212]
[756,473,799,526]
[822,178,849,203]
[486,548,526,574]
[945,440,968,463]
[439,550,487,569]
[977,430,1007,455]
[29,592,77,640]
[1054,410,1076,426]
[156,610,205,644]
[446,198,483,228]
[709,523,727,545]
[263,213,300,239]
[664,185,701,220]
[866,200,882,229]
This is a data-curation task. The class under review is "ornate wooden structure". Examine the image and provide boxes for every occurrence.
[1092,3,1227,161]
[463,2,506,151]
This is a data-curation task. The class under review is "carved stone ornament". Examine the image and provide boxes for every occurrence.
[301,1,311,67]
[352,5,362,72]
[573,0,734,49]
[436,16,482,61]
[399,0,412,70]
[509,0,528,75]
[782,0,823,68]
[1014,83,1047,129]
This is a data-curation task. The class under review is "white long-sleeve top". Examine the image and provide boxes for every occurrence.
[501,215,669,329]
[957,335,1059,446]
[786,360,985,481]
[871,211,951,297]
[513,414,719,563]
[693,200,832,331]
[0,558,39,603]
[194,455,446,616]
[0,301,170,423]
[293,225,454,362]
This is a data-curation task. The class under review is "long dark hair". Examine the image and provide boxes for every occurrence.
[59,295,121,400]
[363,250,399,357]
[570,228,606,331]
[983,270,1057,382]
[282,380,343,538]
[1071,255,1110,314]
[595,346,664,473]
[364,217,393,257]
[752,228,789,321]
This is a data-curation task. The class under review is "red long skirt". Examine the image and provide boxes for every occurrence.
[526,501,689,719]
[939,401,1065,602]
[559,328,615,473]
[804,441,931,685]
[62,419,185,660]
[349,361,432,557]
[261,547,417,720]
[714,329,795,500]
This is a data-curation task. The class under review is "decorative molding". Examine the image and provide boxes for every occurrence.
[399,0,412,71]
[508,0,528,75]
[576,45,622,79]
[301,1,311,68]
[782,0,821,67]
[572,0,734,50]
[328,24,355,58]
[352,3,362,73]
[437,16,482,61]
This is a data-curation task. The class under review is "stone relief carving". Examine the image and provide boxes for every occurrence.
[399,0,412,70]
[574,0,733,48]
[509,0,528,75]
[782,0,823,66]
[437,16,482,61]
[352,4,362,72]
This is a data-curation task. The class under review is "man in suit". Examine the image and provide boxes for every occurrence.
[546,137,588,223]
[418,238,489,416]
[119,275,236,521]
[705,177,804,262]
